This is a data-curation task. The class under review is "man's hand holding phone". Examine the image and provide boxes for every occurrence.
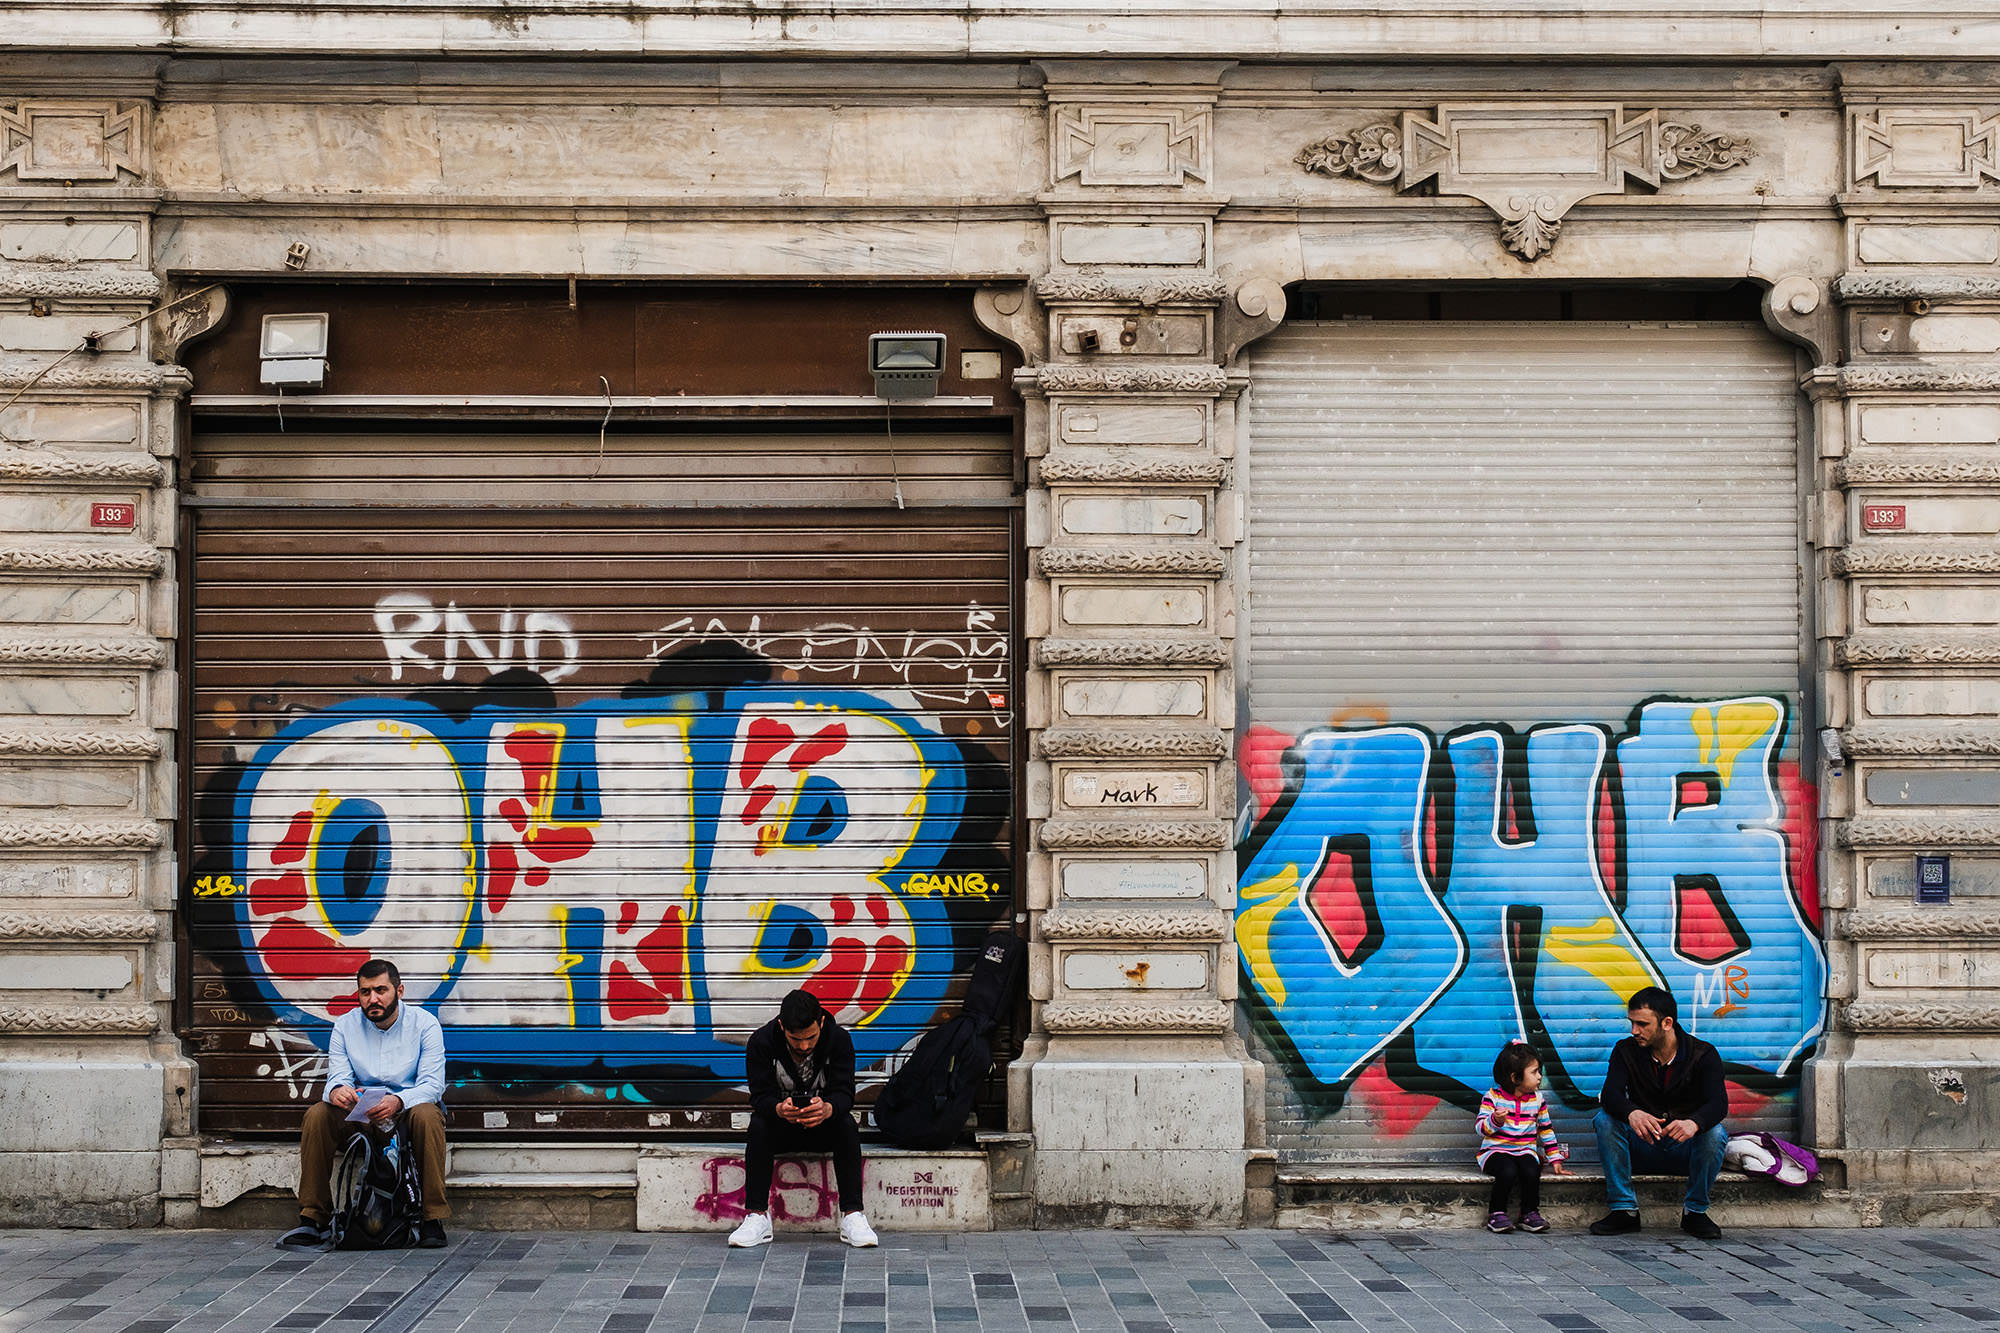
[780,1093,830,1127]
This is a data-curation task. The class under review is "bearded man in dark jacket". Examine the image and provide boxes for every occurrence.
[1589,985,1730,1241]
[727,989,878,1249]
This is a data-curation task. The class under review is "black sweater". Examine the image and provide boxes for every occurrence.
[744,1017,856,1119]
[1599,1030,1728,1132]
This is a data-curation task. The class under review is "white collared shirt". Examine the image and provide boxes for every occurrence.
[324,1003,447,1109]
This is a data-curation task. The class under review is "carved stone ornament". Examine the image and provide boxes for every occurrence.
[1853,109,2000,190]
[0,450,164,486]
[1036,638,1230,669]
[1836,453,2000,487]
[0,818,161,849]
[1038,818,1230,851]
[1038,544,1227,576]
[1296,106,1753,260]
[0,1003,157,1034]
[1845,911,2000,941]
[1843,1002,2000,1034]
[1835,541,2000,575]
[0,726,160,758]
[0,544,163,576]
[1842,366,2000,393]
[1037,726,1228,760]
[0,634,164,667]
[1039,450,1230,486]
[0,101,146,183]
[1843,724,2000,758]
[0,361,191,393]
[0,911,155,942]
[0,269,161,301]
[1034,364,1231,395]
[1838,633,2000,666]
[1053,103,1210,188]
[1840,816,2000,850]
[1042,999,1232,1034]
[1834,274,2000,305]
[1041,908,1229,942]
[1033,274,1232,308]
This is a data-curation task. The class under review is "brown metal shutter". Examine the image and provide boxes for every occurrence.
[185,429,1018,1136]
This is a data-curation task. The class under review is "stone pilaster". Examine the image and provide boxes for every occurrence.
[1806,63,2000,1209]
[1014,63,1263,1226]
[0,86,192,1225]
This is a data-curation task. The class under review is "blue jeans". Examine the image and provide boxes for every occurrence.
[1593,1110,1728,1214]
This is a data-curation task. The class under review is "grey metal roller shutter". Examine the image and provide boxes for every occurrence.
[1238,322,1826,1164]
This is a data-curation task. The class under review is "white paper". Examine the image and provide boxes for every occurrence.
[344,1086,393,1123]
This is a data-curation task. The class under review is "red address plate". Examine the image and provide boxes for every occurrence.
[1861,504,1906,532]
[90,502,135,528]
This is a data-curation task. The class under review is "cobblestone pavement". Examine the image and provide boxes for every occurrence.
[4,1226,1999,1333]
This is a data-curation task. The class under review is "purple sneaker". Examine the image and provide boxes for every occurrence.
[1518,1211,1550,1233]
[1484,1210,1514,1234]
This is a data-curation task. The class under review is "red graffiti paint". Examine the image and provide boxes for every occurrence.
[1306,849,1373,968]
[803,894,910,1024]
[249,869,307,918]
[1674,877,1751,966]
[1241,725,1294,823]
[738,717,795,824]
[1725,1079,1773,1124]
[1349,1056,1440,1139]
[256,919,369,984]
[270,809,314,864]
[1777,762,1821,932]
[486,842,518,913]
[606,961,672,1021]
[635,906,689,1003]
[498,727,596,862]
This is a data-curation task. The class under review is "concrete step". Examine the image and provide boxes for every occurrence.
[1276,1163,1854,1230]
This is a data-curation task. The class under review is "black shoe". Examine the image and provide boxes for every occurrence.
[1680,1211,1722,1241]
[1588,1210,1642,1236]
[417,1220,448,1249]
[277,1217,329,1249]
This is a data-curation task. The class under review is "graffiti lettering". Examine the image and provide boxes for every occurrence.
[192,874,245,898]
[1237,696,1825,1109]
[226,687,972,1082]
[694,1154,854,1224]
[248,1024,327,1101]
[373,593,580,684]
[646,606,1007,716]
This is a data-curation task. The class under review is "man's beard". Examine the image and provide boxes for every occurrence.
[364,999,399,1024]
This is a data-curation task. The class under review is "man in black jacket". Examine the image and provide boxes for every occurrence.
[727,989,878,1248]
[1589,986,1730,1240]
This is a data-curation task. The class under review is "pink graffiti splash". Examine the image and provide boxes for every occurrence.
[694,1154,857,1223]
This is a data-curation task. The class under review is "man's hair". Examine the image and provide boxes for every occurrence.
[779,989,824,1032]
[1491,1040,1541,1094]
[1627,985,1677,1023]
[358,958,401,987]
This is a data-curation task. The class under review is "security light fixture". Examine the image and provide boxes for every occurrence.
[259,312,330,390]
[869,331,946,400]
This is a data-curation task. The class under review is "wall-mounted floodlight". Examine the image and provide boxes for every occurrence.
[260,313,330,390]
[869,331,946,400]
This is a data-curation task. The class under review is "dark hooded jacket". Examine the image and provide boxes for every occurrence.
[1600,1028,1728,1131]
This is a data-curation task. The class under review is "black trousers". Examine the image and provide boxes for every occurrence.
[1482,1153,1542,1215]
[744,1108,864,1214]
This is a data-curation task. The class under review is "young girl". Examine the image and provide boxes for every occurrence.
[1476,1040,1570,1233]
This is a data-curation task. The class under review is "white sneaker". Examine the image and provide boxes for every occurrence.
[839,1211,878,1248]
[727,1212,773,1248]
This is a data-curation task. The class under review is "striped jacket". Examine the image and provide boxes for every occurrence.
[1475,1088,1569,1167]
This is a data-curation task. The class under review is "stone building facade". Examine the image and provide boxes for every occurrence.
[1,6,1997,1228]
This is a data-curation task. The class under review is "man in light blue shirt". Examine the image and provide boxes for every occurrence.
[280,958,451,1248]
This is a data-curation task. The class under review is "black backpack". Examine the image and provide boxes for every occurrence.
[330,1121,422,1250]
[873,932,1023,1150]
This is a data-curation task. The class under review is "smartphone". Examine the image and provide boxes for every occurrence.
[789,1092,811,1109]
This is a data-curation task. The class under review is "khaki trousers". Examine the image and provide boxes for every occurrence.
[298,1100,451,1223]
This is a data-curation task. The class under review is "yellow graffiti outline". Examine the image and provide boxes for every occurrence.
[1235,864,1304,1009]
[551,903,584,1029]
[1689,700,1780,790]
[741,898,822,975]
[358,720,478,985]
[1544,917,1656,1003]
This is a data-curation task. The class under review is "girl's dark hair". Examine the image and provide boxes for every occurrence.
[1492,1041,1541,1093]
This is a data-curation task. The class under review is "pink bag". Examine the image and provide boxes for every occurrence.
[1723,1131,1818,1186]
